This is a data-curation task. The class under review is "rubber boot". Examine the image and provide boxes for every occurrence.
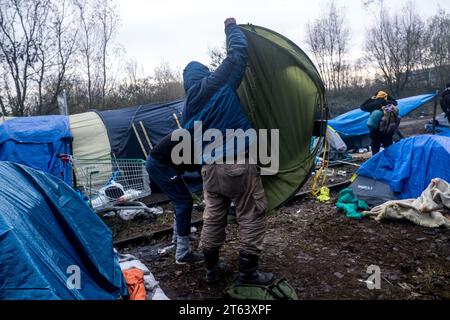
[175,235,203,265]
[236,251,274,285]
[204,249,227,283]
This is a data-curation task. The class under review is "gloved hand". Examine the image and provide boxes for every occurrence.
[225,17,237,27]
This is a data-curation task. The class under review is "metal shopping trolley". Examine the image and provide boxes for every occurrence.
[72,157,154,215]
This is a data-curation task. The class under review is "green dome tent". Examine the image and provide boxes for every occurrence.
[238,24,327,212]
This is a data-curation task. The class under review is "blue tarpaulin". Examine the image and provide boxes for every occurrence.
[437,126,450,137]
[328,93,437,138]
[356,135,450,199]
[0,115,73,185]
[0,162,127,300]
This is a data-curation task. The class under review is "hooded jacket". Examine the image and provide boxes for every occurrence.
[360,94,398,113]
[182,24,251,163]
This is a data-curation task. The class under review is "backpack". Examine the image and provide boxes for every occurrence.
[224,278,298,300]
[378,104,400,135]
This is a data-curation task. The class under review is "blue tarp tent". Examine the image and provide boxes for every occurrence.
[328,93,437,149]
[0,115,73,185]
[0,162,127,300]
[356,135,450,199]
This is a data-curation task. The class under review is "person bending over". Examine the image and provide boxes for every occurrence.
[146,130,203,264]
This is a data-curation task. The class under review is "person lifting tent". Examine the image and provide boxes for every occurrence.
[181,18,273,286]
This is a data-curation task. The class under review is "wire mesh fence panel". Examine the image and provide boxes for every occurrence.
[73,158,151,211]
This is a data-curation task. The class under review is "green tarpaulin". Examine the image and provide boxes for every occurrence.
[238,24,326,212]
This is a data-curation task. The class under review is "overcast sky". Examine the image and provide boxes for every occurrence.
[115,0,450,75]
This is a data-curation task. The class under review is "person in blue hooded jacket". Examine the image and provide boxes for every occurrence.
[181,18,273,286]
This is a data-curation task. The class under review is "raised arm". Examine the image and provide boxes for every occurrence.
[205,18,248,91]
[360,98,386,113]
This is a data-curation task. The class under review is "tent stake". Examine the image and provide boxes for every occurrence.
[132,122,148,158]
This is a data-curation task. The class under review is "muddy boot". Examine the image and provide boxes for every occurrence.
[236,251,273,285]
[204,249,227,283]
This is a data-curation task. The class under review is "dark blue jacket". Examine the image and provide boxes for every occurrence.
[182,24,251,162]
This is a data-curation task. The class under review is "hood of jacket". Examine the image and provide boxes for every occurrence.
[182,61,211,93]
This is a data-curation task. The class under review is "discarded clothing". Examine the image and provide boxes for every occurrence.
[118,206,163,221]
[363,178,450,228]
[122,269,146,300]
[336,188,369,219]
[118,252,169,300]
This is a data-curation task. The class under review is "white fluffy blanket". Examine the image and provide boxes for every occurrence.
[363,178,450,228]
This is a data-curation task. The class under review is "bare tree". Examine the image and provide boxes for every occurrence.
[151,61,184,103]
[32,2,52,114]
[95,0,118,107]
[425,8,450,88]
[306,0,351,92]
[0,0,53,115]
[125,58,142,85]
[363,2,425,95]
[208,43,226,70]
[76,0,97,109]
[48,0,79,111]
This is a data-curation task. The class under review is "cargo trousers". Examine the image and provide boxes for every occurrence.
[199,163,267,256]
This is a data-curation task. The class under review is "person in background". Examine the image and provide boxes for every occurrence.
[440,83,450,120]
[145,130,203,265]
[362,91,400,155]
[181,18,273,285]
[360,90,398,113]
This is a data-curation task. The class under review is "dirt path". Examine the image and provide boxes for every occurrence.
[120,191,450,300]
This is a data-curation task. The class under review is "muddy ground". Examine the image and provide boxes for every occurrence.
[117,192,450,300]
[110,159,450,300]
[107,121,450,300]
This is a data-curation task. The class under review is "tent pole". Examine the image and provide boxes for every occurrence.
[139,121,153,150]
[173,113,182,129]
[132,122,148,158]
[432,90,439,134]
